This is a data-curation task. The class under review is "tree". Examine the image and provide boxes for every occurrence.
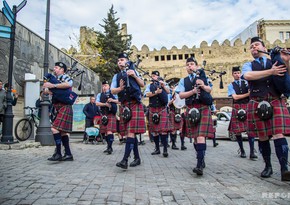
[93,5,132,81]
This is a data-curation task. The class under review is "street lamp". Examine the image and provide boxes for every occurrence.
[35,0,54,145]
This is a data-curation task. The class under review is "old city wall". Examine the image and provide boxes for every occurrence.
[0,12,101,120]
[131,38,290,108]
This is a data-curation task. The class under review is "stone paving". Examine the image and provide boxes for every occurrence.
[0,136,289,205]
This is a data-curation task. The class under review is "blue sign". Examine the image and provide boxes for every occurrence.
[2,7,14,25]
[3,0,14,19]
[0,24,11,39]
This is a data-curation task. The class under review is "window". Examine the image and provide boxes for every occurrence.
[161,55,165,61]
[184,54,189,59]
[155,56,159,61]
[166,55,171,60]
[178,54,183,60]
[286,32,290,39]
[279,31,284,40]
[172,55,177,60]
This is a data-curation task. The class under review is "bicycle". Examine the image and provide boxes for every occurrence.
[14,106,40,141]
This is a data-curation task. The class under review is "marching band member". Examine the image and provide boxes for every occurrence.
[228,66,257,159]
[144,71,170,157]
[43,62,74,161]
[242,37,290,181]
[168,88,183,150]
[175,57,214,176]
[96,80,118,154]
[111,53,146,169]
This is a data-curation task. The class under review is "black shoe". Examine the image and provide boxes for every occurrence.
[260,166,273,178]
[193,167,203,175]
[238,149,246,158]
[181,145,187,150]
[281,170,290,181]
[249,153,258,160]
[167,144,170,148]
[107,148,112,155]
[163,152,168,157]
[103,148,109,153]
[213,143,219,147]
[61,155,74,161]
[151,150,161,155]
[116,159,128,169]
[172,144,179,150]
[140,140,145,145]
[130,158,141,167]
[47,153,62,161]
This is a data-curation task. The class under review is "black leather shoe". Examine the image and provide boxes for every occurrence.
[213,143,219,147]
[240,152,246,158]
[163,152,168,157]
[151,150,161,155]
[47,153,62,161]
[172,144,179,150]
[281,170,290,181]
[250,153,258,160]
[61,155,74,161]
[193,167,203,175]
[116,159,128,169]
[107,148,113,155]
[181,145,187,150]
[129,158,141,167]
[261,167,273,178]
[103,148,109,153]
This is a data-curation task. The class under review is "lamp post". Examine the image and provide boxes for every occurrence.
[35,0,54,145]
[1,0,27,144]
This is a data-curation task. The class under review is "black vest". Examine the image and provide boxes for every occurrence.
[148,82,168,107]
[184,76,198,105]
[116,69,142,103]
[232,80,249,104]
[249,59,280,98]
[100,92,117,115]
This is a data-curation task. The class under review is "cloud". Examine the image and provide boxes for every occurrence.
[6,0,290,50]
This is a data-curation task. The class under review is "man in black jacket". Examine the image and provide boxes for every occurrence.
[83,96,100,142]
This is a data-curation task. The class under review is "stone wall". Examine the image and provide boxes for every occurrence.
[0,12,101,119]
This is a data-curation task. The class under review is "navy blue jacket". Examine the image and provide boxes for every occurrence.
[83,102,100,119]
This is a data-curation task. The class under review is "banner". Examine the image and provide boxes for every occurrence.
[72,95,92,132]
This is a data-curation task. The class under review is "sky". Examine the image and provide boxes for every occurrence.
[4,0,290,51]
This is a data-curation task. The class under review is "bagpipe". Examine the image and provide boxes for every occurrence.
[258,46,290,97]
[43,61,84,105]
[44,73,78,105]
[121,58,143,102]
[103,90,117,115]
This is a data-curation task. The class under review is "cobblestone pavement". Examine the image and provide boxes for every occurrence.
[0,136,289,205]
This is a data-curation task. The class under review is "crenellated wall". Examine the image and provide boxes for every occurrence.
[131,38,290,99]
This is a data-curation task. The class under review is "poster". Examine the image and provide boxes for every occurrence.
[72,95,92,132]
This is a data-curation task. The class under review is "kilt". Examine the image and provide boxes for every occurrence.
[119,101,146,136]
[247,95,290,140]
[168,109,183,132]
[52,103,73,133]
[148,106,170,133]
[184,104,214,139]
[100,113,117,133]
[228,103,248,133]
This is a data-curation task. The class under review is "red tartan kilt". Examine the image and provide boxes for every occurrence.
[184,104,214,138]
[100,114,117,133]
[228,103,248,133]
[247,97,290,140]
[148,106,170,133]
[52,103,73,133]
[168,110,183,132]
[119,102,146,136]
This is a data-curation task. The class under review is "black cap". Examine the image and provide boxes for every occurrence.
[250,37,265,46]
[118,53,129,59]
[151,71,160,76]
[232,66,240,72]
[186,57,198,64]
[55,62,67,72]
[102,80,109,85]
